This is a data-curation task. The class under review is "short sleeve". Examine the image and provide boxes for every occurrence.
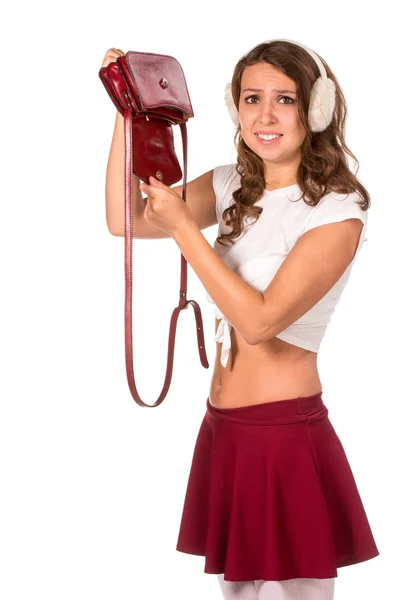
[303,191,369,246]
[212,163,238,221]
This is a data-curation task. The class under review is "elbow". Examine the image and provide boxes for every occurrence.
[107,220,123,237]
[246,322,272,346]
[107,222,119,236]
[245,295,272,345]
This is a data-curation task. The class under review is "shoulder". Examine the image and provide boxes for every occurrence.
[303,190,368,234]
[212,163,239,190]
[213,163,240,217]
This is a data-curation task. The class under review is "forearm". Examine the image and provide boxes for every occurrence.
[105,111,147,235]
[171,217,265,344]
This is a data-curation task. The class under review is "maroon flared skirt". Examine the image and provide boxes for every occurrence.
[175,391,379,582]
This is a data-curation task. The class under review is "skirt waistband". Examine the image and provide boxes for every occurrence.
[205,391,328,426]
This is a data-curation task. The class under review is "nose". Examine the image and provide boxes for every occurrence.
[257,99,277,123]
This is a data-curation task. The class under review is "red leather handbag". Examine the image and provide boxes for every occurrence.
[99,51,209,408]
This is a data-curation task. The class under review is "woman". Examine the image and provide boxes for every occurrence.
[103,39,379,600]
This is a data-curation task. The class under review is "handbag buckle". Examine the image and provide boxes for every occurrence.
[180,291,189,309]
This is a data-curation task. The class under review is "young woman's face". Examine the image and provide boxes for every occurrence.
[238,62,306,168]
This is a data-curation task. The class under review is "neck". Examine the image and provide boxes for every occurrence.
[265,180,298,191]
[263,156,300,191]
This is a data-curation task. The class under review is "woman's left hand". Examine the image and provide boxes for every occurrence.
[139,175,193,236]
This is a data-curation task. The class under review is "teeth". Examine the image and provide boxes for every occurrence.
[257,133,280,140]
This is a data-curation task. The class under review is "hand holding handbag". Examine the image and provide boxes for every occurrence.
[99,50,209,408]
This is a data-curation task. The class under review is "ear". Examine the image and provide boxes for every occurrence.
[224,82,240,127]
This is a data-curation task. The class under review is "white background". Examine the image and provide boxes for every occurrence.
[1,1,398,598]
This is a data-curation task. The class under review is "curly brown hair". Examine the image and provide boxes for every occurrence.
[216,40,371,248]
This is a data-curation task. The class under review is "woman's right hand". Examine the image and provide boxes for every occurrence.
[99,47,126,71]
[100,48,141,185]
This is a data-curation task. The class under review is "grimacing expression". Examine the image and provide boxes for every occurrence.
[238,62,306,164]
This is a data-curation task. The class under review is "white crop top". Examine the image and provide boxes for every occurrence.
[207,163,369,367]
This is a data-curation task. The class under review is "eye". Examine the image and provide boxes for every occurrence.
[279,96,295,104]
[244,95,295,104]
[244,95,259,104]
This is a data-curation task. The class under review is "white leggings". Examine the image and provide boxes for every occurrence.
[217,573,335,600]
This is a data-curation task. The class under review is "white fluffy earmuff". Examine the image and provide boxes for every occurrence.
[225,38,336,133]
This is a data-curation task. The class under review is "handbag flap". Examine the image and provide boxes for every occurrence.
[125,51,194,119]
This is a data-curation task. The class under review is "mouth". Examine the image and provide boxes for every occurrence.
[255,133,283,145]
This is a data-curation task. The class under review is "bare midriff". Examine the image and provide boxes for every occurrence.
[208,318,323,409]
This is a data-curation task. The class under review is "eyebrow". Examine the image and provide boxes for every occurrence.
[241,87,297,94]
